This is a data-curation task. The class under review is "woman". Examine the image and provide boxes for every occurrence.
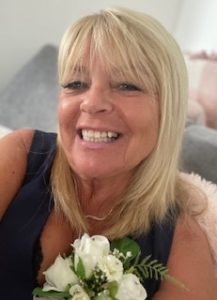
[0,7,216,300]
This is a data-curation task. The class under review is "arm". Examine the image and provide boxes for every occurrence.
[0,128,34,220]
[153,215,217,300]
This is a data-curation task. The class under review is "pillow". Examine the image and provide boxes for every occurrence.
[187,98,206,125]
[185,53,217,129]
[181,124,217,184]
[0,45,59,132]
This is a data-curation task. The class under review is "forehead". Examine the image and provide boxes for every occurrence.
[60,32,157,93]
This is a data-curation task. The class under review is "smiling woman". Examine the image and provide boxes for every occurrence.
[54,7,182,239]
[0,6,217,300]
[57,59,159,185]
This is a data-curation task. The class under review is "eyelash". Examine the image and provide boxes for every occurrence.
[117,83,141,91]
[63,81,141,92]
[63,81,88,90]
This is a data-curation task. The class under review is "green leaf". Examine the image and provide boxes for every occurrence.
[95,289,116,300]
[134,255,169,281]
[110,237,141,269]
[95,293,109,300]
[106,281,118,297]
[164,274,189,291]
[110,237,140,257]
[32,287,70,298]
[75,256,86,279]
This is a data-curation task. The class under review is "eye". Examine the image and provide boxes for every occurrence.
[63,81,88,90]
[118,83,141,91]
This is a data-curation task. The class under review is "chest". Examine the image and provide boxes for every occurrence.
[36,210,76,285]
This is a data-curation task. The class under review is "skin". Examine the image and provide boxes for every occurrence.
[58,60,159,215]
[0,61,217,298]
[153,216,217,299]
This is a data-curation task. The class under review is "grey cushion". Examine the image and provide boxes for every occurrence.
[0,45,59,132]
[181,124,217,184]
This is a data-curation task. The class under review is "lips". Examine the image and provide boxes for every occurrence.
[78,129,121,143]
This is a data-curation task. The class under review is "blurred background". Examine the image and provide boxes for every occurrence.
[1,0,217,183]
[1,0,217,92]
[1,0,217,132]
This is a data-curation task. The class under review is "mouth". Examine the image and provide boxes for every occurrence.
[78,129,121,143]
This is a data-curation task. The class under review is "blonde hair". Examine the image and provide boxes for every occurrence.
[51,7,189,239]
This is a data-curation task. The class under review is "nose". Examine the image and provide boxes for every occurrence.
[80,86,113,114]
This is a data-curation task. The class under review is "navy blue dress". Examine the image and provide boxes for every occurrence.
[0,130,176,300]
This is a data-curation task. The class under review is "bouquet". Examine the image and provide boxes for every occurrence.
[33,234,182,300]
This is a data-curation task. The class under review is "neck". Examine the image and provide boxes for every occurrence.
[76,174,132,218]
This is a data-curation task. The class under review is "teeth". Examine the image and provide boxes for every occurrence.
[81,130,119,143]
[108,131,117,138]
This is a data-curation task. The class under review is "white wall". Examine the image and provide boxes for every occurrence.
[0,0,181,92]
[175,0,217,52]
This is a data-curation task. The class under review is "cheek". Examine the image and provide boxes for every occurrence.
[136,101,159,135]
[135,104,160,153]
[144,111,159,145]
[58,98,79,128]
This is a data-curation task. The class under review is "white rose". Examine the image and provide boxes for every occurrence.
[69,284,90,300]
[98,255,123,282]
[116,274,147,300]
[43,255,78,292]
[73,233,110,277]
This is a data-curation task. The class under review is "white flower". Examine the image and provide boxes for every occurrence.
[73,233,110,277]
[98,255,123,282]
[43,255,78,292]
[69,284,90,300]
[116,274,147,300]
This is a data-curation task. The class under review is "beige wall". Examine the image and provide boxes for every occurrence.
[0,0,182,92]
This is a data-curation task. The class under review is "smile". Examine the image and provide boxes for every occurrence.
[79,129,120,143]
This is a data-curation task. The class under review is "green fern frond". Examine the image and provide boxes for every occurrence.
[134,256,169,281]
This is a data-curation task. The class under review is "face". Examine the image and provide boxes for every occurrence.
[58,60,159,183]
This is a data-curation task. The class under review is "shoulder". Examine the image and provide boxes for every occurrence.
[0,128,35,220]
[0,127,34,152]
[154,214,217,299]
[179,172,217,274]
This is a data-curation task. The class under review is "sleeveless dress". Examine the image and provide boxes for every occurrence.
[0,130,176,300]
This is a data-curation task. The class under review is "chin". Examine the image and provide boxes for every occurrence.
[72,161,121,181]
[76,168,111,180]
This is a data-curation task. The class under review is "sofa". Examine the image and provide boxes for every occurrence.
[1,45,217,184]
[0,45,59,133]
